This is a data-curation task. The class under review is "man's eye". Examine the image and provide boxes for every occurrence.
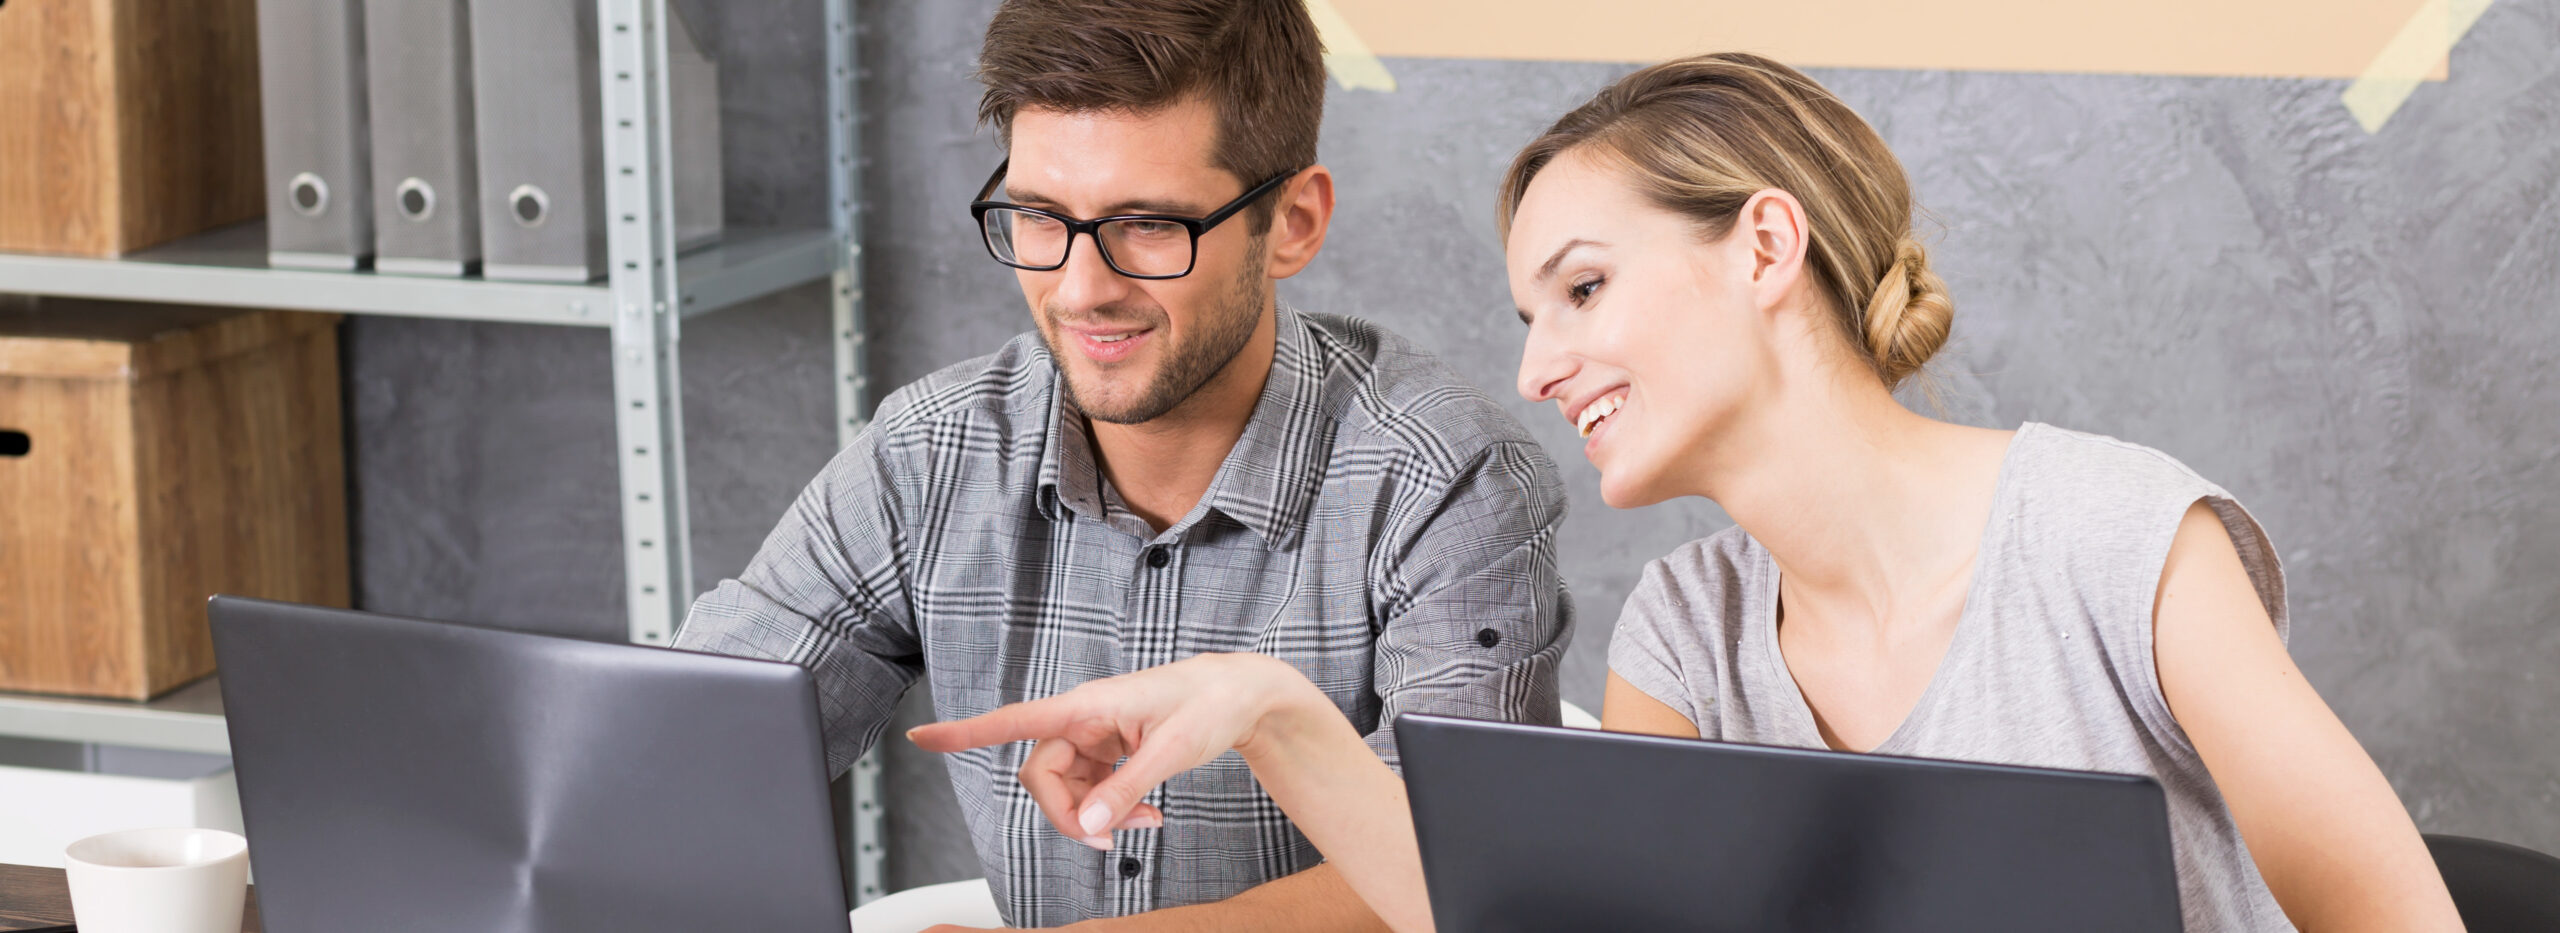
[1121,221,1181,238]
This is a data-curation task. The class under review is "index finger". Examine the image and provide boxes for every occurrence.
[907,694,1086,753]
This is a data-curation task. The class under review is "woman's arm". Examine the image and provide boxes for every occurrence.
[907,653,1435,933]
[2153,502,2461,931]
[1601,670,1703,737]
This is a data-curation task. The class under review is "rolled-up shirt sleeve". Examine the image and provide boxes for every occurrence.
[1364,439,1573,770]
[673,428,920,778]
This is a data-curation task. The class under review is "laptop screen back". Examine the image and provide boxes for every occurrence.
[1397,713,2181,932]
[210,596,847,933]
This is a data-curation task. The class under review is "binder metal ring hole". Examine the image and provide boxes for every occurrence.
[289,172,330,217]
[509,185,551,228]
[396,178,437,222]
[0,431,29,458]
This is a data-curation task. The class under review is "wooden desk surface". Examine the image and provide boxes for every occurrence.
[0,863,260,932]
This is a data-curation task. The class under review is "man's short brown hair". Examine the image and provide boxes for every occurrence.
[977,0,1325,200]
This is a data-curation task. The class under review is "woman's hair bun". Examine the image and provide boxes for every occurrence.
[1861,237,1952,387]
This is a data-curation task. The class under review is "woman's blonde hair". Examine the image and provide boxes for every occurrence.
[1497,52,1951,387]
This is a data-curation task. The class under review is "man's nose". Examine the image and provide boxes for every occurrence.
[1048,231,1132,313]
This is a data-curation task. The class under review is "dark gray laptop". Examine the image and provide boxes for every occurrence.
[208,596,848,932]
[1397,713,2182,932]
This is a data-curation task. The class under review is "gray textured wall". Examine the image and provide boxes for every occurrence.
[343,0,2560,891]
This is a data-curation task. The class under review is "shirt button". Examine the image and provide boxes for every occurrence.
[1475,628,1501,648]
[1119,856,1143,879]
[1146,547,1170,569]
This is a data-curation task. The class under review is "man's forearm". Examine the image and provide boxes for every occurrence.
[1065,863,1392,933]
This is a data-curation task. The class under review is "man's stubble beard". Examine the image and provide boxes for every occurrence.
[1049,236,1269,426]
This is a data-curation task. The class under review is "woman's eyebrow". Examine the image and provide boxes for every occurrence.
[1535,238,1606,284]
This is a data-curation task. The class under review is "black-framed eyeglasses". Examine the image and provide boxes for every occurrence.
[969,160,1300,280]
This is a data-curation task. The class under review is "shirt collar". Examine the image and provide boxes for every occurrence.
[1035,305,1334,550]
[1035,366,1102,523]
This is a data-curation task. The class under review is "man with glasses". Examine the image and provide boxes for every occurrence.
[674,0,1568,928]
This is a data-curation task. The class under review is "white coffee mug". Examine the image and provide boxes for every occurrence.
[63,827,250,933]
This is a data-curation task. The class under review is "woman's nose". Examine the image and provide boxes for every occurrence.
[1516,325,1574,403]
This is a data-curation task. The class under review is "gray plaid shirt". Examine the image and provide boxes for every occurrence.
[674,305,1570,925]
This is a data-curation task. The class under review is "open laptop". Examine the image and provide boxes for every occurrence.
[208,596,849,932]
[1396,713,2182,932]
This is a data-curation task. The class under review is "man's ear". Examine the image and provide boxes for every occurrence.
[1262,165,1334,280]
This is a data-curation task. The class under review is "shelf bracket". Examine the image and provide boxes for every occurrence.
[599,0,693,646]
[827,0,887,909]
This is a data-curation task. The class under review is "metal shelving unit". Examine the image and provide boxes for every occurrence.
[0,221,833,327]
[0,678,230,757]
[824,0,889,906]
[0,0,883,903]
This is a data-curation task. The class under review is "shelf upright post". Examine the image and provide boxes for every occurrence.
[825,0,886,907]
[597,0,694,646]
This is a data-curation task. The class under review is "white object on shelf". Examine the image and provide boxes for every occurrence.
[0,754,244,870]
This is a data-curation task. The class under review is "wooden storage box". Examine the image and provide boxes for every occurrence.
[0,301,347,699]
[0,0,264,256]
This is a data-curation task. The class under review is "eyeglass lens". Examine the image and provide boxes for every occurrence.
[980,209,1195,277]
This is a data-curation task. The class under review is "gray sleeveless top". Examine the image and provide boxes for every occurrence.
[1608,423,2295,932]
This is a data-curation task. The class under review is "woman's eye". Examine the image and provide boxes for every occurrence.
[1568,277,1603,305]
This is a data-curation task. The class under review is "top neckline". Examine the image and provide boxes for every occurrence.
[1748,423,2039,754]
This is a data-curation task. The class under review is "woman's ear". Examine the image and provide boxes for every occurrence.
[1737,188,1810,312]
[1263,166,1335,280]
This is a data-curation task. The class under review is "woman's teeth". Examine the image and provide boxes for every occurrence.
[1577,395,1625,438]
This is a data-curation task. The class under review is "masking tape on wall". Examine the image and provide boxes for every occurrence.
[1324,1,2453,81]
[1311,1,2496,133]
[1307,0,1398,92]
[2342,0,2495,132]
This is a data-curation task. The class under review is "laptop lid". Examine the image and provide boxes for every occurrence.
[1396,712,2182,932]
[208,596,848,933]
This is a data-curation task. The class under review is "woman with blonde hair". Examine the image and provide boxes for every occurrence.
[914,52,2461,932]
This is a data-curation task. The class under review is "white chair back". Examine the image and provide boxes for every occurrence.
[848,877,1003,933]
[1560,699,1601,730]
